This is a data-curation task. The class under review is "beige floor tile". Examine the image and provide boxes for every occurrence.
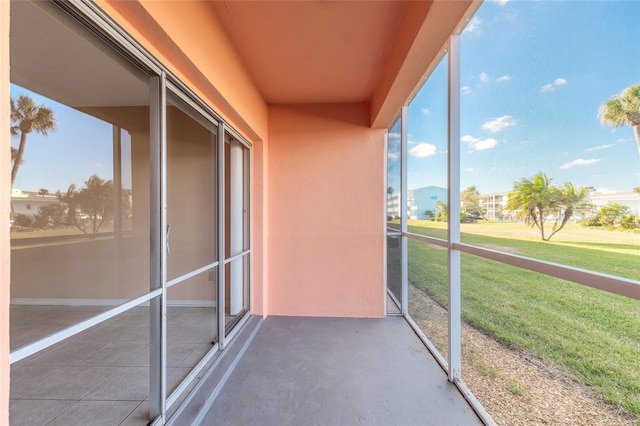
[9,398,75,425]
[83,366,148,401]
[46,400,140,426]
[120,400,150,426]
[10,365,70,398]
[22,366,118,400]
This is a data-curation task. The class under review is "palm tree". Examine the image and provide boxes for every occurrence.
[599,84,640,154]
[57,176,114,236]
[507,173,557,241]
[57,184,79,228]
[10,95,56,187]
[545,182,589,241]
[508,173,588,241]
[76,175,113,235]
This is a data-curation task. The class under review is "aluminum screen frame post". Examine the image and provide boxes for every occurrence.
[218,123,227,349]
[149,73,167,421]
[400,105,409,316]
[447,35,462,383]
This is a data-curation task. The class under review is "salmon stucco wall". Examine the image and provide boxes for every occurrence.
[268,104,385,318]
[0,0,10,421]
[96,0,268,316]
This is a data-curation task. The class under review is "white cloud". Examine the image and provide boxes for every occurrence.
[421,108,430,116]
[496,75,512,82]
[478,72,490,83]
[409,143,437,158]
[463,16,482,35]
[541,78,568,92]
[462,135,499,151]
[494,0,510,5]
[461,86,473,95]
[466,167,477,172]
[481,115,516,133]
[560,158,601,169]
[388,152,399,160]
[388,132,401,140]
[585,144,614,152]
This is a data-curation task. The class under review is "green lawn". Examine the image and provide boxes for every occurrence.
[402,220,640,416]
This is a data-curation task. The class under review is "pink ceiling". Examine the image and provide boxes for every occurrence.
[210,1,409,105]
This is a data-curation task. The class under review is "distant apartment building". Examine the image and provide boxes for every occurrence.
[589,191,640,216]
[477,190,640,221]
[480,192,510,221]
[11,188,60,216]
[387,186,447,220]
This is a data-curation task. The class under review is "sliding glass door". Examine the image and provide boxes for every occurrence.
[8,1,252,424]
[223,132,250,335]
[165,92,219,398]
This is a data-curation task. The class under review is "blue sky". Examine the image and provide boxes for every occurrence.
[402,0,639,195]
[10,86,132,192]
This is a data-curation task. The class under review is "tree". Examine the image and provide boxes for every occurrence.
[597,203,629,227]
[634,187,640,194]
[619,214,638,230]
[13,214,35,228]
[34,204,66,229]
[599,84,640,154]
[460,186,485,219]
[435,200,448,222]
[38,188,49,197]
[507,173,588,241]
[548,182,590,240]
[507,173,555,240]
[57,175,113,236]
[57,184,79,227]
[10,95,56,187]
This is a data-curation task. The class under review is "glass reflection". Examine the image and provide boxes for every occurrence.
[224,256,249,334]
[10,304,150,425]
[224,134,250,333]
[166,94,217,280]
[166,268,218,397]
[10,82,150,344]
[10,2,152,423]
[387,118,402,309]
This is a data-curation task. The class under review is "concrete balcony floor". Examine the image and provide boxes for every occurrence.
[188,315,482,425]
